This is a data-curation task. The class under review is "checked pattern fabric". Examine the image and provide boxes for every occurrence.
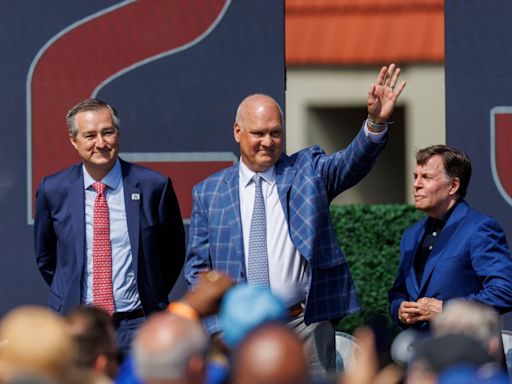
[92,182,115,315]
[247,174,270,287]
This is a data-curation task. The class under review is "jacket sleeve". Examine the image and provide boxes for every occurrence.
[34,178,56,286]
[158,177,186,294]
[184,184,222,334]
[466,217,512,313]
[312,122,388,200]
[184,184,212,288]
[388,235,410,328]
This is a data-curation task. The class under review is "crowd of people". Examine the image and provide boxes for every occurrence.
[1,62,511,383]
[0,279,510,383]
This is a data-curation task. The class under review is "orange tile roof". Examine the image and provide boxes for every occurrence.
[286,0,444,66]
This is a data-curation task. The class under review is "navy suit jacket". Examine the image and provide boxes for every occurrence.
[389,200,512,329]
[34,159,185,316]
[185,126,387,333]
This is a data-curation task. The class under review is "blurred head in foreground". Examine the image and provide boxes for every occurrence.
[0,306,76,383]
[65,306,119,379]
[219,284,285,348]
[133,313,208,384]
[232,323,309,384]
[432,299,502,361]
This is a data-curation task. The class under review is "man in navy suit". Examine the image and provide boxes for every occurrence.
[34,99,185,356]
[389,145,512,330]
[185,64,406,378]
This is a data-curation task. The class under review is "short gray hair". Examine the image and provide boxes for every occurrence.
[66,98,120,139]
[432,299,500,348]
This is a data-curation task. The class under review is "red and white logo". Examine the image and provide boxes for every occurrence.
[490,106,512,207]
[26,0,233,223]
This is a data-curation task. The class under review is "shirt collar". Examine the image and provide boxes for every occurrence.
[427,198,460,230]
[82,159,122,190]
[239,159,276,188]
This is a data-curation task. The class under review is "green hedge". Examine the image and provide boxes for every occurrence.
[330,204,425,334]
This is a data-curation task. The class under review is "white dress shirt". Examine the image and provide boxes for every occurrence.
[239,161,309,307]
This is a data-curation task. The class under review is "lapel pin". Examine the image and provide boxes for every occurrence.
[131,193,140,200]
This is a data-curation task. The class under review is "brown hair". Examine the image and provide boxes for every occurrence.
[416,145,472,198]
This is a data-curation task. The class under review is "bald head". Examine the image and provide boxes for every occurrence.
[133,313,208,383]
[233,323,310,384]
[0,306,75,382]
[234,94,284,172]
[235,94,284,127]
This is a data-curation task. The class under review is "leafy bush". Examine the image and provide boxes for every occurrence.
[330,204,425,334]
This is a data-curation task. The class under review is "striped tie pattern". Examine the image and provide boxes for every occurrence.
[92,182,115,315]
[247,174,270,287]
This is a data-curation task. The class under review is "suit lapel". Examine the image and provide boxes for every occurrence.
[222,165,246,273]
[275,155,295,221]
[419,201,469,292]
[404,222,426,299]
[68,166,86,274]
[121,160,141,280]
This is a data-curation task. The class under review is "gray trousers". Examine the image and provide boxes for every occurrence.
[288,311,336,380]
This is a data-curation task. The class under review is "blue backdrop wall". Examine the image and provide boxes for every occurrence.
[445,1,512,326]
[0,0,284,315]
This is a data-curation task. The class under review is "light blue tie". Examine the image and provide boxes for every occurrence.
[247,174,270,287]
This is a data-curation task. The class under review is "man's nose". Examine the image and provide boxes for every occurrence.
[95,134,106,147]
[261,134,272,147]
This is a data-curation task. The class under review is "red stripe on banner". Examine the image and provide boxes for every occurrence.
[30,0,228,219]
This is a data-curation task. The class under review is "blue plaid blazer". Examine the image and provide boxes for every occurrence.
[185,127,387,333]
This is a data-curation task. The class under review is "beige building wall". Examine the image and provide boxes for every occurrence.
[285,65,445,204]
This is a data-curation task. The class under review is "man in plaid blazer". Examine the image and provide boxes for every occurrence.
[185,64,406,377]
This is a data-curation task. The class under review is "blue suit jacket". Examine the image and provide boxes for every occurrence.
[185,127,387,333]
[34,159,185,315]
[389,200,512,329]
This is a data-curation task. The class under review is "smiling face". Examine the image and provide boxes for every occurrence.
[413,155,460,218]
[234,95,283,172]
[69,108,119,180]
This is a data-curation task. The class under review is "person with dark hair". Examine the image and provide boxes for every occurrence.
[34,98,185,358]
[66,306,119,382]
[389,145,512,330]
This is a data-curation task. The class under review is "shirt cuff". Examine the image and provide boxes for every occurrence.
[363,119,388,143]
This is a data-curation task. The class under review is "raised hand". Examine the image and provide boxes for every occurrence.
[367,63,406,122]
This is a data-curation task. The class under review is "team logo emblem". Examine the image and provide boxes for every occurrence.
[490,107,512,206]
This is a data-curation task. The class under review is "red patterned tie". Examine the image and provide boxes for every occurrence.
[92,182,115,315]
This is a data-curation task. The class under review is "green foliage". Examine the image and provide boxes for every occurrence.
[330,204,425,334]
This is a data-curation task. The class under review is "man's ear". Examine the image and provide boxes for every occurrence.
[69,135,78,150]
[449,177,460,196]
[234,122,241,143]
